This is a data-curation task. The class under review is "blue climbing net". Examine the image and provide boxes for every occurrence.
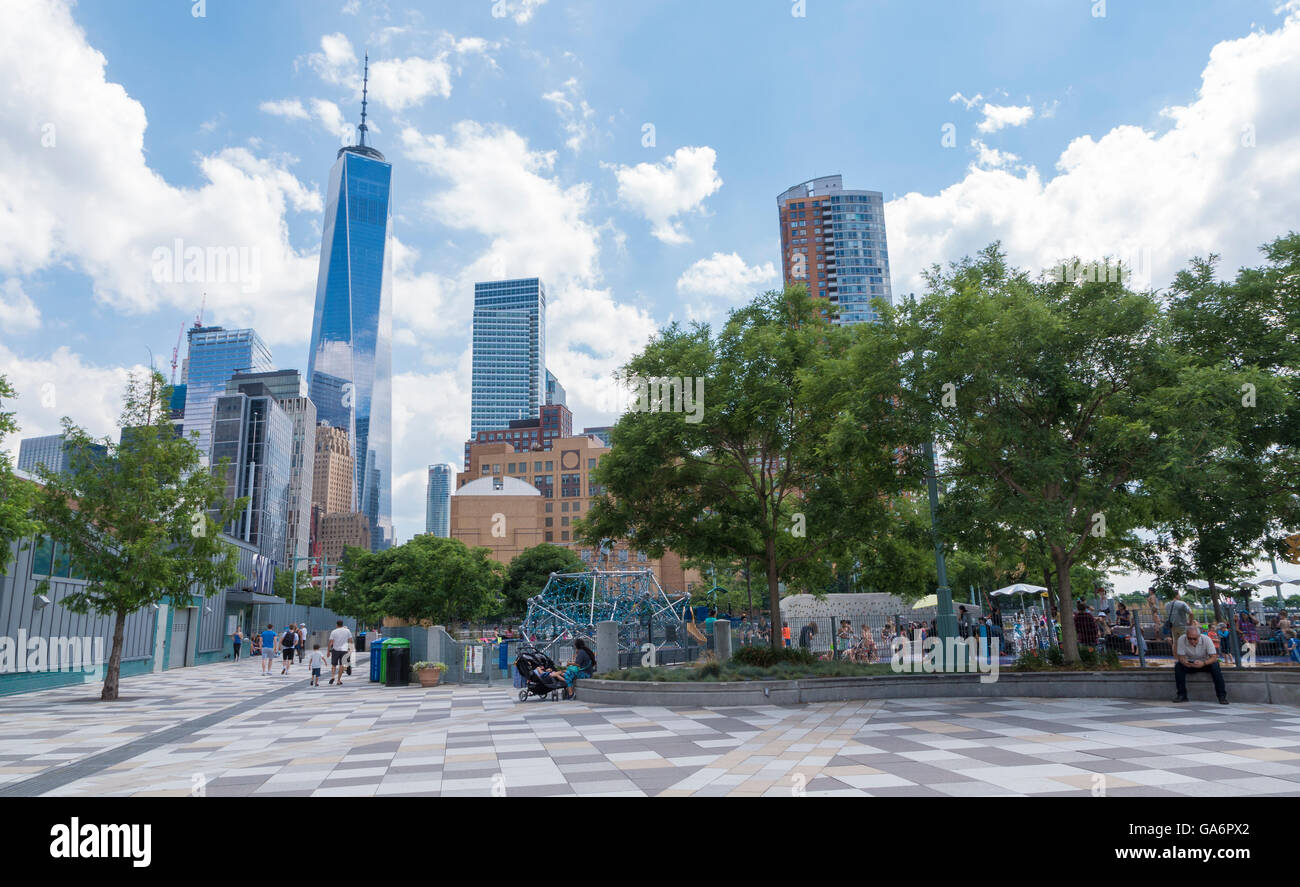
[521,569,691,654]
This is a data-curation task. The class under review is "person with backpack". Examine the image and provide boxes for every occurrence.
[279,624,298,675]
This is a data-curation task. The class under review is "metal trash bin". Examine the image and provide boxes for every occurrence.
[369,638,390,682]
[385,638,411,687]
[356,632,366,653]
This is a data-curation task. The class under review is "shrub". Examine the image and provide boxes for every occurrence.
[731,645,816,668]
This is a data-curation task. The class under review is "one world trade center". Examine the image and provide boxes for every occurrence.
[306,55,394,550]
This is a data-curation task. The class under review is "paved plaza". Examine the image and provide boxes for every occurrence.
[2,658,1300,797]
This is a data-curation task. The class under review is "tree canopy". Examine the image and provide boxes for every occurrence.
[327,534,503,627]
[500,543,586,618]
[32,371,244,699]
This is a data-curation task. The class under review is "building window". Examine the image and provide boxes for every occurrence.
[588,458,597,469]
[545,532,554,542]
[561,531,569,541]
[545,518,553,527]
[545,502,553,513]
[561,517,569,527]
[534,461,543,471]
[561,501,569,512]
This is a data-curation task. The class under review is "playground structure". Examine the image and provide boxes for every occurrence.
[521,569,691,660]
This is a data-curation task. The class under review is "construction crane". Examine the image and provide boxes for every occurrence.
[193,292,205,329]
[169,323,184,385]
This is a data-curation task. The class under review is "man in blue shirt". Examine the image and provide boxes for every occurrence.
[260,623,277,676]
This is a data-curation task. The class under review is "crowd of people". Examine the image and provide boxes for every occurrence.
[230,620,355,686]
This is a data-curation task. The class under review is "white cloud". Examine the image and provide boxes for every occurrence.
[303,33,359,90]
[259,99,310,120]
[969,139,1020,170]
[976,102,1034,133]
[0,345,142,451]
[676,252,777,300]
[369,56,454,110]
[309,98,346,139]
[541,78,596,152]
[0,279,40,333]
[402,121,601,286]
[495,0,547,24]
[0,0,321,346]
[342,0,361,14]
[396,121,658,470]
[888,6,1300,300]
[948,91,984,111]
[609,146,723,244]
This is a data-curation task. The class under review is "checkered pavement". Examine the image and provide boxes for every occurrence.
[2,659,1299,796]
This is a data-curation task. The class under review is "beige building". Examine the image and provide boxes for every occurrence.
[312,423,353,515]
[451,433,697,595]
[317,511,370,566]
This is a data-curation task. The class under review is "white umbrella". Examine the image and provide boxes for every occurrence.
[991,583,1048,596]
[1249,572,1300,588]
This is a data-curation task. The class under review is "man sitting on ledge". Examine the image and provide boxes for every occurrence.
[1174,622,1228,705]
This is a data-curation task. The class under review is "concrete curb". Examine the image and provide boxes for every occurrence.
[578,669,1300,708]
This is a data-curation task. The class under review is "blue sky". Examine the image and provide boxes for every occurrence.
[3,0,1299,587]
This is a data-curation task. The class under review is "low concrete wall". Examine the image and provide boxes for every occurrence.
[578,669,1300,708]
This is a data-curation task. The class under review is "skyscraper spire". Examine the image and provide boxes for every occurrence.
[358,51,369,147]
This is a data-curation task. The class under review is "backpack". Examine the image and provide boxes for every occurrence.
[282,630,296,647]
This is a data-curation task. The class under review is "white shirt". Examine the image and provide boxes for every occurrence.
[308,650,326,669]
[329,626,353,652]
[1176,633,1216,661]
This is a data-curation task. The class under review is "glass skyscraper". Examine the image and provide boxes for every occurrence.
[777,175,893,324]
[181,326,274,462]
[210,384,293,565]
[425,463,455,537]
[306,69,394,552]
[470,277,546,436]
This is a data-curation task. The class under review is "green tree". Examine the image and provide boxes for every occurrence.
[901,245,1248,662]
[580,286,918,649]
[323,545,387,625]
[1138,237,1300,620]
[0,375,40,573]
[273,568,314,603]
[501,543,585,617]
[32,371,244,700]
[329,535,503,627]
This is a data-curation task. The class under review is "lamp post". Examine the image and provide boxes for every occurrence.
[923,438,958,645]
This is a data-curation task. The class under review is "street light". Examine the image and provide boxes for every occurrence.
[923,438,958,647]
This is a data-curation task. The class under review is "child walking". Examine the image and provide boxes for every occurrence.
[308,644,325,686]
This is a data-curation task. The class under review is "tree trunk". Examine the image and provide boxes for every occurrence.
[103,608,127,701]
[1051,546,1080,663]
[1209,582,1223,625]
[766,536,782,651]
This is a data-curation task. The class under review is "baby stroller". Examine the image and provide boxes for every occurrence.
[516,646,565,702]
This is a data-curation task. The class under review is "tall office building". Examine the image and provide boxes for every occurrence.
[306,57,394,551]
[311,424,354,516]
[425,463,455,537]
[181,326,274,460]
[16,434,106,476]
[209,383,293,564]
[226,371,316,569]
[470,277,546,438]
[777,175,893,324]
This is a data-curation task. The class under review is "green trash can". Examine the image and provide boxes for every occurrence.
[384,638,411,687]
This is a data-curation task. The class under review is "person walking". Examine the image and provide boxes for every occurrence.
[307,644,325,687]
[279,624,298,675]
[1166,591,1194,650]
[297,624,308,663]
[328,619,353,686]
[260,623,277,675]
[232,627,243,662]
